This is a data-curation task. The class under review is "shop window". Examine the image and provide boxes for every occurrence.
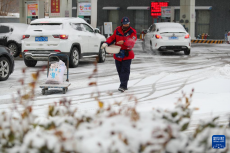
[134,10,149,35]
[175,10,180,22]
[108,10,119,32]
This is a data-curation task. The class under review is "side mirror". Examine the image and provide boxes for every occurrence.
[143,30,147,34]
[94,28,100,33]
[10,28,13,32]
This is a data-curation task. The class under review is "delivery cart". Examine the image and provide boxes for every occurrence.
[40,54,71,95]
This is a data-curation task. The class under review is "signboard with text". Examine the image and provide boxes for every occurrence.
[50,0,60,16]
[151,2,169,17]
[78,3,91,16]
[27,3,38,16]
[161,7,171,17]
[104,22,113,35]
[51,0,60,13]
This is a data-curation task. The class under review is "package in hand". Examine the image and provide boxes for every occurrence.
[105,44,121,54]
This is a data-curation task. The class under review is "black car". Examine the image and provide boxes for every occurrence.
[0,46,14,81]
[0,23,28,57]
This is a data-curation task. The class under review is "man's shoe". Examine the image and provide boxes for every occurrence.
[118,87,125,92]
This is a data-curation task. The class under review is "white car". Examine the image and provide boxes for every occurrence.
[0,23,28,57]
[143,22,191,55]
[22,18,106,68]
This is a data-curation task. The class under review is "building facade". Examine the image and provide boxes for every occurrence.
[97,0,230,39]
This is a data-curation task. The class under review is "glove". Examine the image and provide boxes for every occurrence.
[101,43,108,49]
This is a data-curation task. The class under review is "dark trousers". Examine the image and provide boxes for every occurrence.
[115,59,132,89]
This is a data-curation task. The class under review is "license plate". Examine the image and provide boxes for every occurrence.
[169,36,178,40]
[35,37,48,42]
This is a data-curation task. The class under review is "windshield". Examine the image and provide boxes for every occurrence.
[28,23,63,30]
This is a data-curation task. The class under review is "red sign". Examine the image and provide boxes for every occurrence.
[151,2,169,17]
[51,0,60,13]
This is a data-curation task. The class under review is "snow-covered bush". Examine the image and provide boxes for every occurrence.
[1,66,229,153]
[1,92,230,153]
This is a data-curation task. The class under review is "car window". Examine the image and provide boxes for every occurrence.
[0,25,10,33]
[82,24,94,33]
[148,25,153,32]
[71,23,83,31]
[151,25,156,32]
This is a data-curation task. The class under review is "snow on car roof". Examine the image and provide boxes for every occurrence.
[0,23,28,28]
[31,17,87,24]
[155,22,184,28]
[155,22,186,32]
[0,23,28,32]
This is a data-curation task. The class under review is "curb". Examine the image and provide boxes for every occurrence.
[191,39,225,44]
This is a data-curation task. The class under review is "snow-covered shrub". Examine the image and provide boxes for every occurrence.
[1,66,229,153]
[0,93,229,153]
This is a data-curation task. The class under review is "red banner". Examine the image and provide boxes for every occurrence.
[151,2,169,17]
[51,0,60,13]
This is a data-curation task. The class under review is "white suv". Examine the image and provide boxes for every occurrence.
[22,18,106,68]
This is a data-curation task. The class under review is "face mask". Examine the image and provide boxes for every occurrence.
[122,26,130,31]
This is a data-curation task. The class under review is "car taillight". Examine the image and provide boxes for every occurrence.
[54,50,61,52]
[155,34,162,39]
[60,35,68,39]
[22,35,30,39]
[24,50,28,52]
[228,32,230,36]
[53,35,60,38]
[53,35,68,39]
[185,34,190,39]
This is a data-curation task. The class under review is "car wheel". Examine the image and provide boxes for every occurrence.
[24,58,37,67]
[8,42,19,57]
[97,47,106,63]
[70,47,80,68]
[150,42,157,54]
[184,49,190,55]
[0,57,10,81]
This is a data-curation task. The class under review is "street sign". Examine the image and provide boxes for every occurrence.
[104,22,113,35]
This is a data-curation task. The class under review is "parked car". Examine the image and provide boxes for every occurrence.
[0,23,29,57]
[0,46,14,81]
[142,23,191,55]
[22,18,106,68]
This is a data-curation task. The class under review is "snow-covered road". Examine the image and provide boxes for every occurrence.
[1,42,230,131]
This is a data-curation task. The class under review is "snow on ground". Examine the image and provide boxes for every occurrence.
[0,43,230,132]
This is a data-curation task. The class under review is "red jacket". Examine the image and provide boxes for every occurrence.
[106,26,137,61]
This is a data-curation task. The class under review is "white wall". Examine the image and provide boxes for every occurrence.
[91,0,97,28]
[180,0,195,39]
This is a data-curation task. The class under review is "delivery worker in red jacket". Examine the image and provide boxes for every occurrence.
[101,17,137,92]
